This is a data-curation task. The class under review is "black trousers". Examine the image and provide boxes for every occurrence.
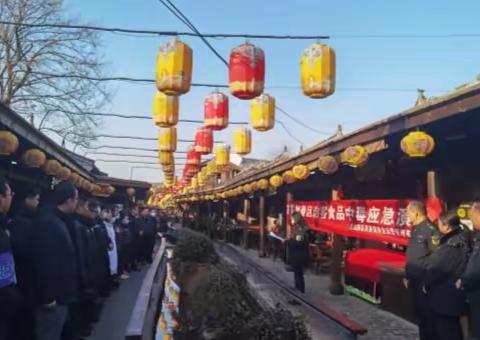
[410,279,437,340]
[293,266,305,293]
[471,304,480,340]
[433,314,463,340]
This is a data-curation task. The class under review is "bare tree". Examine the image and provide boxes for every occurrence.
[0,0,110,149]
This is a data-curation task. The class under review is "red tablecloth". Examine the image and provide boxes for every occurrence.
[344,249,406,283]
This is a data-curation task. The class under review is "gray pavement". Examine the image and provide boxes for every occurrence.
[87,266,149,340]
[217,243,419,340]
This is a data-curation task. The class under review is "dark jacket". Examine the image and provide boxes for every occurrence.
[461,230,480,304]
[0,213,21,321]
[425,228,469,316]
[32,207,78,305]
[287,239,309,268]
[405,219,440,281]
[136,216,156,236]
[8,206,37,302]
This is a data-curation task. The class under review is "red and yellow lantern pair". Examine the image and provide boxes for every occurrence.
[152,91,179,127]
[300,43,336,98]
[401,131,435,157]
[194,127,213,154]
[229,43,265,99]
[155,39,192,96]
[158,127,177,152]
[233,127,251,155]
[204,91,229,130]
[251,94,275,131]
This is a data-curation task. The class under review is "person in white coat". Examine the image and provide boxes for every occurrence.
[101,208,118,277]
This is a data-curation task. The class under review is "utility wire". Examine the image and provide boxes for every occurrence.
[82,145,187,153]
[2,20,479,40]
[95,159,188,165]
[85,151,187,159]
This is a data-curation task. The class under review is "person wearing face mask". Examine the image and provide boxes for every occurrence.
[8,187,41,340]
[424,210,469,340]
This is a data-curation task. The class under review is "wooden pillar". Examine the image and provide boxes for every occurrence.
[329,186,345,295]
[286,191,294,239]
[259,194,266,257]
[222,200,228,241]
[427,170,439,199]
[242,198,250,249]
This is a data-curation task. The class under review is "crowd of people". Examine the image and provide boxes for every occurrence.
[0,177,167,340]
[404,200,480,340]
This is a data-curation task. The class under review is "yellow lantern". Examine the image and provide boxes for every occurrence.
[152,92,179,127]
[57,167,72,181]
[282,170,297,184]
[318,155,338,174]
[159,151,174,166]
[215,144,230,168]
[292,164,310,180]
[257,178,269,190]
[158,127,177,152]
[400,131,435,157]
[42,159,61,176]
[22,148,46,168]
[243,183,252,194]
[269,174,283,188]
[250,93,275,131]
[233,127,252,155]
[69,172,80,186]
[300,43,336,98]
[155,39,193,95]
[250,181,259,191]
[0,131,19,155]
[206,161,216,175]
[341,145,369,167]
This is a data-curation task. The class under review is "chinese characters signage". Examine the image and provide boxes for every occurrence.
[287,199,442,246]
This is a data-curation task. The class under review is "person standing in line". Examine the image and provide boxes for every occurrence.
[0,177,20,340]
[404,200,441,340]
[457,201,480,339]
[32,181,79,340]
[101,207,119,285]
[8,187,41,340]
[286,211,310,294]
[424,210,469,340]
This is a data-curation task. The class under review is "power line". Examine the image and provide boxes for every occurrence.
[85,151,187,159]
[2,20,480,40]
[81,145,187,152]
[95,159,188,165]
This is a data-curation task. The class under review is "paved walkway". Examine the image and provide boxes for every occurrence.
[87,266,149,340]
[219,244,419,340]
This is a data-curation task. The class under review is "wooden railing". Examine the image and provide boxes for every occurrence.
[125,238,167,340]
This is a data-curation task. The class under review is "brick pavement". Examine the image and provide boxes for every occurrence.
[218,244,419,340]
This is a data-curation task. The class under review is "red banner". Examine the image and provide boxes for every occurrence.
[287,199,442,246]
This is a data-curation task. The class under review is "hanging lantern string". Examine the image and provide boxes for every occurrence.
[42,128,224,143]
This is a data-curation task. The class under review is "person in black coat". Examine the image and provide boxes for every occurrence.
[457,201,480,339]
[424,210,469,340]
[137,208,156,263]
[8,187,41,340]
[404,200,440,340]
[32,181,79,340]
[286,212,310,294]
[0,177,20,340]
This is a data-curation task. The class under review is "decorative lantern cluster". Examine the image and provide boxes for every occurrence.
[204,91,229,130]
[401,131,435,157]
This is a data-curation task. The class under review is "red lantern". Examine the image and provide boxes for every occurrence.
[186,145,201,166]
[229,43,265,99]
[194,127,213,155]
[204,91,229,130]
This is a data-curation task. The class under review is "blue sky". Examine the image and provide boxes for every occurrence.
[65,0,480,182]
